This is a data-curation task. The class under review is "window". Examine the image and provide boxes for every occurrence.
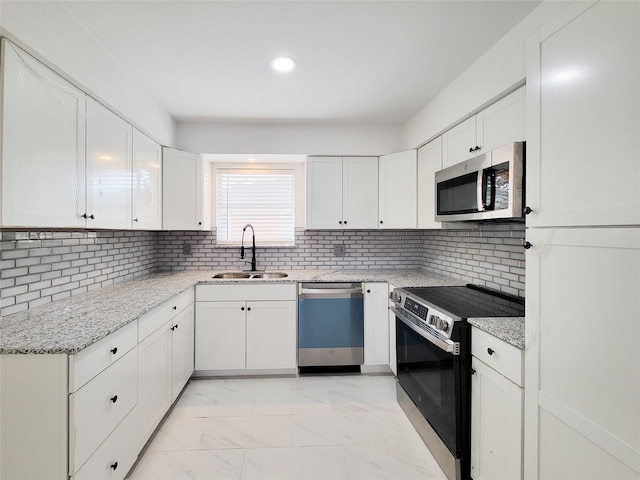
[216,168,295,245]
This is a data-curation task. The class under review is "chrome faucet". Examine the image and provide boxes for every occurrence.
[240,224,257,271]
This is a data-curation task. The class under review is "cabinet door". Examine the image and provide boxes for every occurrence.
[378,150,417,229]
[476,86,525,155]
[163,148,209,230]
[527,1,640,227]
[136,322,171,448]
[471,357,523,480]
[1,40,86,228]
[343,157,378,229]
[170,304,194,402]
[246,301,296,370]
[86,99,132,229]
[442,116,476,168]
[132,129,162,230]
[417,137,443,229]
[195,301,246,370]
[306,156,343,229]
[363,283,389,366]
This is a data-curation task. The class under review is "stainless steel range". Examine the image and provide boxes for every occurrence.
[391,284,524,480]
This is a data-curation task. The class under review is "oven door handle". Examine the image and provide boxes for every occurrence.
[391,306,459,355]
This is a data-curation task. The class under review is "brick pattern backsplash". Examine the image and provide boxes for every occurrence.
[0,224,526,317]
[0,230,157,317]
[156,228,425,271]
[420,223,526,297]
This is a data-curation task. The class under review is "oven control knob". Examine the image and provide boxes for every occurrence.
[438,319,449,332]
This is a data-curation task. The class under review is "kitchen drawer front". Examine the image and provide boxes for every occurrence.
[71,321,137,392]
[138,288,194,342]
[196,283,296,301]
[69,347,138,474]
[472,327,523,387]
[71,410,139,480]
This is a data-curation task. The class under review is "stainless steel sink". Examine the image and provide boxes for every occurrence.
[212,272,252,279]
[251,272,288,279]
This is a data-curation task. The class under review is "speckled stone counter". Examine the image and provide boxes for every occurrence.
[468,317,525,349]
[0,268,462,355]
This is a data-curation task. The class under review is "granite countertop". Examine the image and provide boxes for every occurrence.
[468,317,525,349]
[0,268,463,355]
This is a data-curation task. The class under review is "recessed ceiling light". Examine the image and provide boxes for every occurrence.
[271,56,296,73]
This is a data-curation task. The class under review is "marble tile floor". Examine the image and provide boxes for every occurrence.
[127,374,447,480]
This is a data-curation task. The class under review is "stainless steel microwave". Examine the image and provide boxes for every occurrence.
[435,142,524,222]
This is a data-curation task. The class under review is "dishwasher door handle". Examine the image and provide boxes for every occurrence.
[299,283,364,299]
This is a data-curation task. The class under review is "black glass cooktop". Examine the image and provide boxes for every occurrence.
[401,284,524,319]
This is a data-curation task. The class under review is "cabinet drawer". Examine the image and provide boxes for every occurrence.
[69,348,138,474]
[138,288,194,341]
[71,410,139,480]
[196,283,296,301]
[71,321,137,392]
[472,327,523,387]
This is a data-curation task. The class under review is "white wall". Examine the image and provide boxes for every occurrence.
[0,1,176,146]
[177,121,404,156]
[402,1,573,150]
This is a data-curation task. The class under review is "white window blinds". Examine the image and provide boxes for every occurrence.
[216,169,295,245]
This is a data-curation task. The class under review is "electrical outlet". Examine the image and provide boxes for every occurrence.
[333,244,346,256]
[183,242,192,255]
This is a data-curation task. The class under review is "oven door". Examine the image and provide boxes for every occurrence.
[394,310,469,458]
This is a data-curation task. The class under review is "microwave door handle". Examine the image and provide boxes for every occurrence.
[482,168,496,210]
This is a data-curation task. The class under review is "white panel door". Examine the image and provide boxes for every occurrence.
[527,0,640,227]
[86,99,132,229]
[306,156,343,229]
[132,129,162,230]
[170,304,194,402]
[1,40,86,228]
[441,116,476,168]
[417,137,443,229]
[471,356,523,480]
[476,86,526,154]
[363,283,389,366]
[343,157,378,229]
[163,148,208,230]
[246,301,296,370]
[524,227,640,479]
[378,150,417,229]
[195,302,246,371]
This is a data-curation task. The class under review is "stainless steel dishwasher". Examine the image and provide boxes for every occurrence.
[297,282,364,367]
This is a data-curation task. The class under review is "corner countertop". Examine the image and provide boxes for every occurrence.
[468,317,525,350]
[0,268,463,355]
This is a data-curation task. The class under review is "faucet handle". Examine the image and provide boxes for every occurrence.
[240,246,245,259]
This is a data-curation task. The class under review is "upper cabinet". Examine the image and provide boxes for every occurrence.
[417,137,443,229]
[526,1,640,227]
[306,156,378,229]
[132,129,162,230]
[379,150,417,229]
[442,87,526,168]
[1,39,87,228]
[162,148,211,230]
[85,99,132,229]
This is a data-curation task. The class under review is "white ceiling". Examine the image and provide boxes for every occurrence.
[60,0,541,126]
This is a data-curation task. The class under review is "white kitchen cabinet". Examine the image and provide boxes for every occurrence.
[162,147,211,230]
[363,282,389,367]
[171,303,195,402]
[0,39,87,228]
[388,283,397,376]
[378,149,417,229]
[417,137,443,229]
[526,1,640,227]
[306,156,378,229]
[195,283,297,374]
[132,129,162,230]
[85,98,132,229]
[442,87,525,168]
[471,328,523,480]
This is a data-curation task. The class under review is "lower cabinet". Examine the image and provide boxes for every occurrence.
[363,282,390,367]
[470,327,524,480]
[195,283,297,374]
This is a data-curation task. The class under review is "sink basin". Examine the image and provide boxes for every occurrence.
[212,272,251,279]
[251,272,288,279]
